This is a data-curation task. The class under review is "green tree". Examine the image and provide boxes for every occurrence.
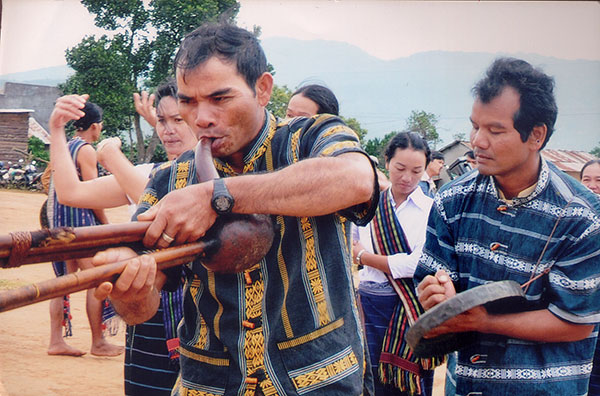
[61,35,136,138]
[147,0,239,87]
[62,0,238,163]
[591,142,600,158]
[406,110,440,148]
[342,116,368,143]
[27,137,50,163]
[267,84,292,119]
[453,132,467,142]
[363,131,396,165]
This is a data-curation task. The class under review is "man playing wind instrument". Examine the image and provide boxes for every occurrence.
[91,22,379,396]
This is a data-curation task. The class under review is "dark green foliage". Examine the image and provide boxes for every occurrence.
[148,0,239,87]
[341,116,368,143]
[362,110,440,165]
[363,131,396,165]
[149,142,168,163]
[591,143,600,158]
[267,84,292,119]
[63,0,239,162]
[406,110,440,148]
[28,137,50,163]
[60,35,136,138]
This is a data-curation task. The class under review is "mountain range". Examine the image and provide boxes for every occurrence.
[1,37,598,151]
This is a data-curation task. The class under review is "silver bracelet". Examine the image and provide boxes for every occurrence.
[356,249,367,265]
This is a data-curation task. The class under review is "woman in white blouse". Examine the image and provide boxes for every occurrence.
[353,131,435,396]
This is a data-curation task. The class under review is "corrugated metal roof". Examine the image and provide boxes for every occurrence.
[541,149,598,173]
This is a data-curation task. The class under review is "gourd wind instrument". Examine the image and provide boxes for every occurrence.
[0,138,275,312]
[0,212,274,312]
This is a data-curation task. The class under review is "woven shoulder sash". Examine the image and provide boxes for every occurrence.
[370,188,444,395]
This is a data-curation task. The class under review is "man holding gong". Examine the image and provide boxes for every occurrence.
[414,57,600,395]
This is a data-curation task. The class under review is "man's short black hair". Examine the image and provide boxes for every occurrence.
[73,102,102,131]
[384,131,431,167]
[174,22,268,93]
[473,57,557,149]
[292,84,339,116]
[431,151,444,161]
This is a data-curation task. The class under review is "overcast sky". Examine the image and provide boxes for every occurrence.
[1,0,599,75]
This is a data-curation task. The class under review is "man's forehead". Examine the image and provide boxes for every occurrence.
[176,56,238,79]
[472,94,519,125]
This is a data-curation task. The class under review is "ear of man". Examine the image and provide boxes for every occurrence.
[529,124,548,151]
[255,72,274,107]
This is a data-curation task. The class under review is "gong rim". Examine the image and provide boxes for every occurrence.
[407,280,525,358]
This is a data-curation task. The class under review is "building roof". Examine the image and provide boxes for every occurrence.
[0,108,35,113]
[28,117,50,145]
[439,139,472,152]
[440,141,597,175]
[541,149,598,174]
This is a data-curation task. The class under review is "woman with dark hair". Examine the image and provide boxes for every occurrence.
[51,80,196,210]
[353,132,442,396]
[581,159,600,195]
[286,84,340,117]
[46,99,124,357]
[49,80,197,395]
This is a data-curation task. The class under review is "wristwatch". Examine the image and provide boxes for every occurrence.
[211,178,234,215]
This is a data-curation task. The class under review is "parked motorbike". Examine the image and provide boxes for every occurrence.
[0,159,44,190]
[24,160,44,190]
[0,162,8,187]
[4,159,26,188]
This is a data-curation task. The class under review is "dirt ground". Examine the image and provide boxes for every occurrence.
[0,189,445,396]
[0,189,130,395]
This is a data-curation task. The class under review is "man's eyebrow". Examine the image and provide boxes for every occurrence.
[177,93,193,101]
[469,117,508,129]
[488,121,508,129]
[177,88,233,100]
[208,88,232,97]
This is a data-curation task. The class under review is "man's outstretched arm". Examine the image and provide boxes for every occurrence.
[139,152,376,247]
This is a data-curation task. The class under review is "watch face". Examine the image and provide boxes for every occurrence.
[214,195,232,212]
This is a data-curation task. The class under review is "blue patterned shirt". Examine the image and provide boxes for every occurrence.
[136,112,378,395]
[414,158,600,396]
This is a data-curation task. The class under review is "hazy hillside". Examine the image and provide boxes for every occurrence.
[0,65,73,87]
[1,38,598,151]
[262,37,600,151]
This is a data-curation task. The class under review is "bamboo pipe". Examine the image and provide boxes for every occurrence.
[0,221,151,268]
[0,240,214,312]
[0,212,275,312]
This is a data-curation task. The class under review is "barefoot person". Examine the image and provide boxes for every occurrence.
[90,22,378,395]
[414,58,600,395]
[50,80,197,394]
[46,101,124,357]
